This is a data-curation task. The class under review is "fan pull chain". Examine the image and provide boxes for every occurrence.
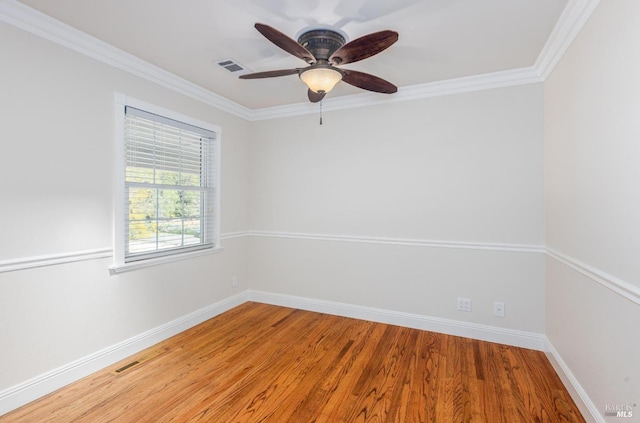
[319,100,323,125]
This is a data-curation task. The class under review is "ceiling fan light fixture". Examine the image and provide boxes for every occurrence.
[299,66,342,94]
[242,24,398,102]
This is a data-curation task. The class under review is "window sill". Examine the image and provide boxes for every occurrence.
[108,247,223,275]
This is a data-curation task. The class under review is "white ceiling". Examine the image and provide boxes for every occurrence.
[18,0,568,110]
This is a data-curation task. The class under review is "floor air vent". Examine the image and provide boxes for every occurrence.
[113,349,163,374]
[114,361,139,373]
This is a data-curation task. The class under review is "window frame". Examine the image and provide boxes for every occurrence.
[110,93,221,273]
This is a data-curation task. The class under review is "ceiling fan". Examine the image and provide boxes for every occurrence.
[239,23,399,103]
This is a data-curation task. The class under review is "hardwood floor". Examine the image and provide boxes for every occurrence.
[1,302,584,422]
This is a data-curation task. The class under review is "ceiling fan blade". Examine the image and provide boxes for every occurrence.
[342,70,397,94]
[329,30,398,65]
[254,23,316,64]
[308,89,326,103]
[239,69,301,79]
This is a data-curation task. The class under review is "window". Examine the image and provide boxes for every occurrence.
[111,94,221,272]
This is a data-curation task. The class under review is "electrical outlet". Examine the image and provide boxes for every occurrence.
[232,276,238,288]
[494,302,505,317]
[457,297,472,312]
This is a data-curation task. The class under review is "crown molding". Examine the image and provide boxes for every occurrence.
[250,67,543,121]
[0,0,253,120]
[534,0,601,79]
[1,0,599,121]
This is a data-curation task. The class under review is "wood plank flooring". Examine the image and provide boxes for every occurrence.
[1,302,585,422]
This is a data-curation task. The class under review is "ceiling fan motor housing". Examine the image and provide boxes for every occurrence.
[297,29,346,62]
[240,23,398,101]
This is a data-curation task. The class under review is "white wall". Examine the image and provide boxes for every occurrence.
[248,85,546,333]
[6,2,639,420]
[0,14,549,407]
[544,1,640,420]
[0,21,250,393]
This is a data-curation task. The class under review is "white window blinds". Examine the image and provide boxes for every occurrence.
[123,106,217,262]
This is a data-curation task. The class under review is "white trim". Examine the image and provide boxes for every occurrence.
[249,232,639,305]
[249,230,545,254]
[0,248,111,273]
[3,233,637,308]
[545,338,603,423]
[220,231,252,240]
[0,231,545,275]
[0,0,252,121]
[0,232,248,274]
[534,0,601,79]
[0,289,547,416]
[248,290,546,351]
[113,92,222,136]
[111,93,222,272]
[250,67,543,121]
[546,248,640,305]
[0,0,595,121]
[107,247,224,275]
[113,94,126,266]
[4,230,637,308]
[0,289,600,419]
[214,134,222,254]
[0,291,249,417]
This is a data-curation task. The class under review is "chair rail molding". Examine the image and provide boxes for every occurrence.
[248,230,545,254]
[0,248,112,273]
[546,248,640,305]
[4,231,636,308]
[0,231,250,274]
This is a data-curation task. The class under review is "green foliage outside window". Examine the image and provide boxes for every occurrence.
[127,167,203,247]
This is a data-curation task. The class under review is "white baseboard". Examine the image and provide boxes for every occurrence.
[0,291,249,417]
[2,289,597,421]
[247,290,546,351]
[544,338,603,423]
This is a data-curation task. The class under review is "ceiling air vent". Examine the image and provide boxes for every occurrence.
[216,58,251,76]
